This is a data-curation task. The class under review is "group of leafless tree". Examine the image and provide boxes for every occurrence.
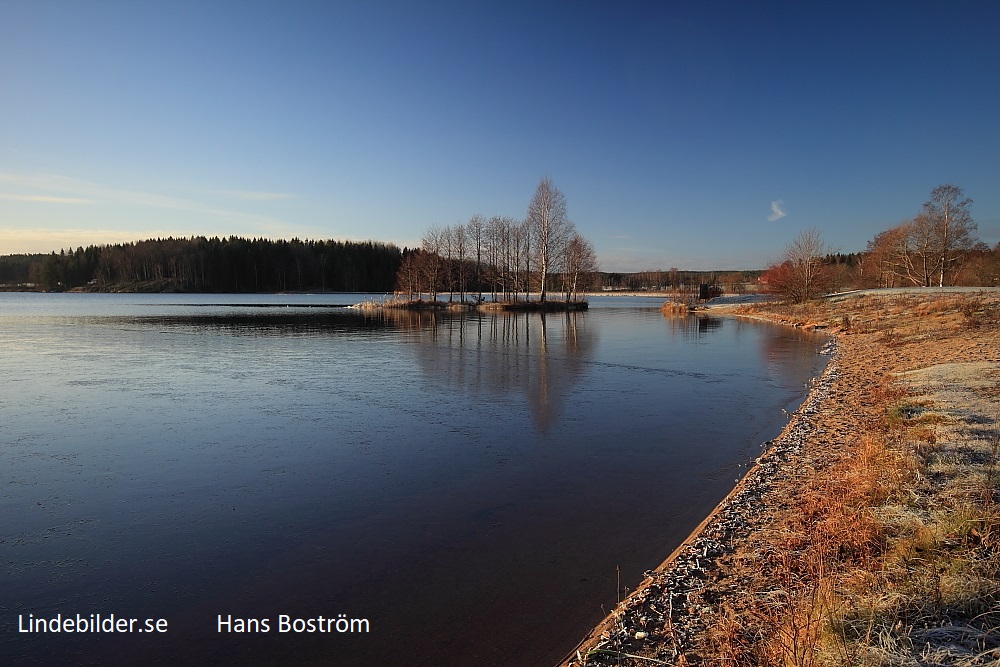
[861,184,979,288]
[395,177,599,302]
[765,184,993,302]
[762,228,833,303]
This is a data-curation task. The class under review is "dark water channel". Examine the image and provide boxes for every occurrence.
[0,293,828,666]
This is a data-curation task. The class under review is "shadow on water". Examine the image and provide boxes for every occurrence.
[94,310,420,337]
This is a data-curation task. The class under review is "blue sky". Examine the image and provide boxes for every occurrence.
[2,1,998,271]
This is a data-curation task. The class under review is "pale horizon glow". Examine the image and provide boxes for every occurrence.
[0,193,95,205]
[212,190,296,201]
[0,227,198,253]
[2,2,999,271]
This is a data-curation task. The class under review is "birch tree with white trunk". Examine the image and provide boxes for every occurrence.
[526,176,572,302]
[923,184,976,287]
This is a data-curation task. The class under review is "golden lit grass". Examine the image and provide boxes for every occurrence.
[660,300,690,315]
[353,296,413,309]
[707,415,1000,666]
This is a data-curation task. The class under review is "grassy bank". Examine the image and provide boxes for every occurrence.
[565,291,1000,666]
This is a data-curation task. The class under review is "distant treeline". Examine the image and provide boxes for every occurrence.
[600,268,767,293]
[0,237,403,292]
[0,238,781,295]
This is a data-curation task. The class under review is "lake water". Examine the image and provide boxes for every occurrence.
[0,293,828,666]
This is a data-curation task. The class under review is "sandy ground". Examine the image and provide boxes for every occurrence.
[559,290,1000,666]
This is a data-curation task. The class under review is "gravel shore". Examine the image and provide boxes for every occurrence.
[559,338,838,666]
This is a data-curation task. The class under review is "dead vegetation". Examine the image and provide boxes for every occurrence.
[712,292,1000,666]
[660,300,692,315]
[565,291,1000,667]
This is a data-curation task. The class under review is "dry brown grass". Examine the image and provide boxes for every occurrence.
[701,292,1000,666]
[564,291,1000,667]
[661,300,691,315]
[705,425,920,666]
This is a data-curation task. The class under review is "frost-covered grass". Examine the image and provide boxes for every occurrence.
[704,294,1000,666]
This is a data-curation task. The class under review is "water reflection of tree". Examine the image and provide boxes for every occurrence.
[358,308,439,332]
[755,324,824,374]
[402,311,598,432]
[662,313,724,338]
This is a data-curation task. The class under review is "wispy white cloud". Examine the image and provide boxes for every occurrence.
[768,199,786,221]
[0,171,313,253]
[0,224,332,254]
[0,193,95,204]
[0,171,288,223]
[214,190,295,201]
[0,227,189,253]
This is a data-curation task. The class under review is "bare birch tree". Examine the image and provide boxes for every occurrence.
[526,176,572,302]
[905,214,939,287]
[866,224,911,287]
[766,228,832,302]
[453,222,468,302]
[467,214,484,301]
[486,216,505,301]
[521,217,533,298]
[394,250,424,298]
[440,224,455,301]
[510,219,527,301]
[870,216,937,287]
[788,228,830,301]
[421,225,444,300]
[923,184,976,287]
[562,232,599,301]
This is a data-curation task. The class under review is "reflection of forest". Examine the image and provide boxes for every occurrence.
[662,313,724,338]
[376,310,598,432]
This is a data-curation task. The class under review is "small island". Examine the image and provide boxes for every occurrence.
[354,296,588,312]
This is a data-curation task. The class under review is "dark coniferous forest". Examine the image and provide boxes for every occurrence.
[0,237,403,293]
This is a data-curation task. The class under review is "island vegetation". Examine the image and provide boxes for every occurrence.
[388,177,599,311]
